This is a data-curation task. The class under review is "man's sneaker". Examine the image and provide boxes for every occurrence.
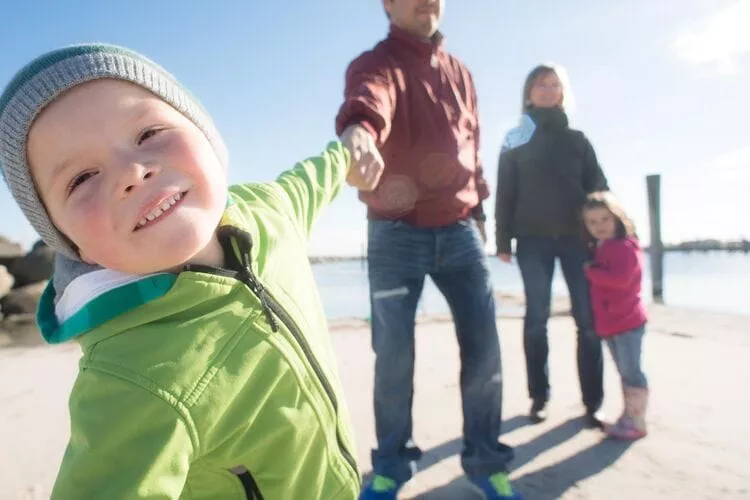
[359,475,400,500]
[470,472,524,500]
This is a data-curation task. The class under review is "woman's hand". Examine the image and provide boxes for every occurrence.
[497,253,512,264]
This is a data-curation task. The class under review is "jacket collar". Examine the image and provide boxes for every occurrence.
[37,194,250,345]
[526,106,569,129]
[387,25,445,59]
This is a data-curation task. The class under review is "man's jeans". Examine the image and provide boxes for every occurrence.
[367,219,513,484]
[515,235,604,412]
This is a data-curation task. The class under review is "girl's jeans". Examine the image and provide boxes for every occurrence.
[606,324,648,389]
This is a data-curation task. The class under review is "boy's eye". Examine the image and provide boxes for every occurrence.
[137,127,162,145]
[67,171,97,194]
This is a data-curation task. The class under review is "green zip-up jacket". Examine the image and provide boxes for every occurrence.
[37,142,360,499]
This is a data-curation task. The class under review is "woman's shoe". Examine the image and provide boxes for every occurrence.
[529,399,548,423]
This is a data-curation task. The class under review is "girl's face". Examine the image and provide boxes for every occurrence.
[529,71,563,109]
[584,207,618,241]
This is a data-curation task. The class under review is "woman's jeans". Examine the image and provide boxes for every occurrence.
[516,235,604,412]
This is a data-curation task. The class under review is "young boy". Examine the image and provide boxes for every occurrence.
[0,44,382,499]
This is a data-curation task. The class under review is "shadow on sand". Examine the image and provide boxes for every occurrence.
[412,416,632,499]
[361,415,529,488]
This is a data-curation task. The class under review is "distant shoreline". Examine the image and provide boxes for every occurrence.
[309,244,750,264]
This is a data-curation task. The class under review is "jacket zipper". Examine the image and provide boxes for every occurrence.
[237,470,264,500]
[183,262,360,484]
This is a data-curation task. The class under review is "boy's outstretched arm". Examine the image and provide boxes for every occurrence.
[51,370,195,499]
[271,130,383,240]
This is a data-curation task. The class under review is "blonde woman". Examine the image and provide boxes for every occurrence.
[495,64,609,426]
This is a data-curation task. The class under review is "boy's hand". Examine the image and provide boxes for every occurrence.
[340,124,384,192]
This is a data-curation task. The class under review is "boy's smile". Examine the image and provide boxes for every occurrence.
[27,79,227,274]
[134,190,188,231]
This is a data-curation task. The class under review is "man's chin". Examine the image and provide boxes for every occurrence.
[423,21,439,36]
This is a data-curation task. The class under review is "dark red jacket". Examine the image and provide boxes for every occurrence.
[335,26,489,227]
[585,237,648,337]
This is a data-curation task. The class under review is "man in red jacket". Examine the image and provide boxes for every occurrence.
[337,2,520,499]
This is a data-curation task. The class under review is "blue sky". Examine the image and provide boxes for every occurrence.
[1,0,748,255]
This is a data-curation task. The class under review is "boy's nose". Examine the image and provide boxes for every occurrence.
[117,162,160,196]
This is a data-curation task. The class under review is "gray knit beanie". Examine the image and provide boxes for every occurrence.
[0,43,228,259]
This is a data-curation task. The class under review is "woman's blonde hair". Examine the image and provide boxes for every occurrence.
[581,191,638,246]
[521,63,575,114]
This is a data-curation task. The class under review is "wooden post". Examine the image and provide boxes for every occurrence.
[646,174,664,303]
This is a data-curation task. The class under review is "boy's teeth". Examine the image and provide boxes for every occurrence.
[138,192,184,228]
[146,208,163,221]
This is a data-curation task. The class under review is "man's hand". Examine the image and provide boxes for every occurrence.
[497,253,512,264]
[476,219,487,244]
[340,124,384,192]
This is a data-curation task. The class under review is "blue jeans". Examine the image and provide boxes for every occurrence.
[515,235,604,411]
[367,219,513,484]
[606,325,648,388]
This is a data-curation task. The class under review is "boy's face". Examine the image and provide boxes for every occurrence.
[27,80,227,274]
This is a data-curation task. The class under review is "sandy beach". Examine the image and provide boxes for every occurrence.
[1,304,748,499]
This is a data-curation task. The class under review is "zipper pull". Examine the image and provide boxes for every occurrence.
[258,291,279,333]
[234,239,279,332]
[242,270,279,332]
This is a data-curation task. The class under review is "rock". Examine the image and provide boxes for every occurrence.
[0,235,25,269]
[9,240,55,288]
[0,265,14,300]
[0,313,42,347]
[0,282,47,316]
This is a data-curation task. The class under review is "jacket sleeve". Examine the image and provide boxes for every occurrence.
[51,369,195,499]
[584,242,639,289]
[271,141,351,240]
[580,133,609,193]
[466,70,489,216]
[494,144,518,254]
[334,51,396,146]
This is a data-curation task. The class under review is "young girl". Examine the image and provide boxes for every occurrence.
[582,192,649,439]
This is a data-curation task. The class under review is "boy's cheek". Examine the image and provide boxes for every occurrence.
[65,203,111,243]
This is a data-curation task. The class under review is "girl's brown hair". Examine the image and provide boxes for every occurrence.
[521,63,574,114]
[581,191,638,247]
